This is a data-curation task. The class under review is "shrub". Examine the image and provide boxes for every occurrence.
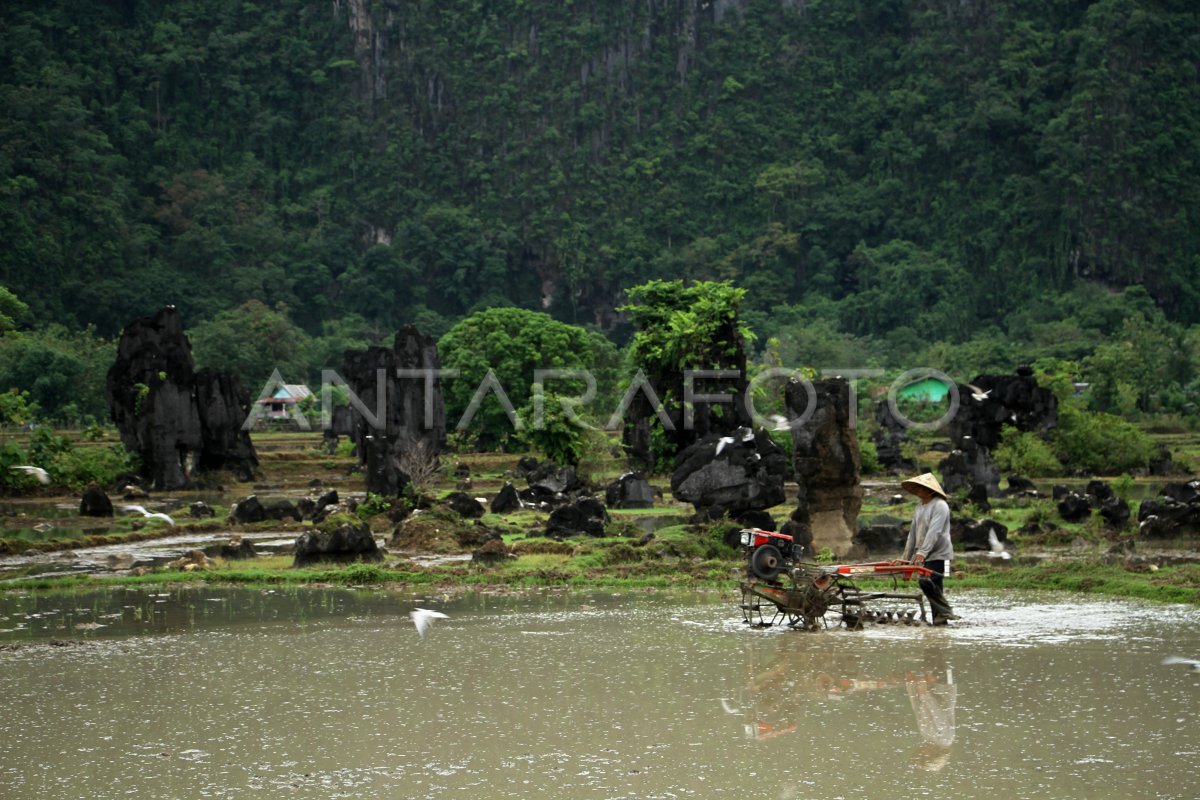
[519,392,586,466]
[994,426,1062,477]
[858,430,882,475]
[1051,403,1155,474]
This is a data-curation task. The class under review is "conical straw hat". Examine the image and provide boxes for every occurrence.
[901,472,948,500]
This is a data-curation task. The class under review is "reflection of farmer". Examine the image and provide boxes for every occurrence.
[897,472,958,625]
[906,666,957,771]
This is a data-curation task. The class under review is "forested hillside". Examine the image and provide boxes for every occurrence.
[3,0,1198,334]
[1,0,1199,426]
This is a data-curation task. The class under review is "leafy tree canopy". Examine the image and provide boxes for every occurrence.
[438,307,615,449]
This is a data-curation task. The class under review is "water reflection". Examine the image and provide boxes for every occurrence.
[725,632,960,775]
[0,589,1198,800]
[906,646,955,771]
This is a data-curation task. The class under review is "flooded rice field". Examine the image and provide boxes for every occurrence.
[1,588,1197,799]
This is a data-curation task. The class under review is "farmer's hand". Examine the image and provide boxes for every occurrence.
[913,553,926,564]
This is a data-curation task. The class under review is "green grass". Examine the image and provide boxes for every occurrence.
[7,548,1199,604]
[4,430,1199,602]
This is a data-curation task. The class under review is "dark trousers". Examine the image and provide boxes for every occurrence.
[918,559,954,620]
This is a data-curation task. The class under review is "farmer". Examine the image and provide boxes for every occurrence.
[897,472,959,625]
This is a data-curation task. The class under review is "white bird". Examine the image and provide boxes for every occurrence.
[410,608,448,639]
[1162,656,1200,671]
[714,436,735,455]
[987,528,1011,560]
[122,505,175,526]
[12,465,49,484]
[767,414,790,431]
[965,383,991,402]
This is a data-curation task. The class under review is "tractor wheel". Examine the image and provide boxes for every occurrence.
[749,544,784,581]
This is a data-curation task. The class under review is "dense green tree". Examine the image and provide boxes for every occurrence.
[0,288,29,333]
[438,307,613,449]
[188,300,311,396]
[0,325,115,423]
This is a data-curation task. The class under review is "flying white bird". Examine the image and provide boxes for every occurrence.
[1162,656,1200,671]
[767,414,790,431]
[11,465,49,484]
[410,608,448,639]
[714,436,736,456]
[987,528,1011,560]
[122,505,175,526]
[965,383,991,402]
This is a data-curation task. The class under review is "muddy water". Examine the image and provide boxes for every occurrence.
[1,588,1198,800]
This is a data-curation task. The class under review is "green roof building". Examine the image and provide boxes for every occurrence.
[897,377,951,403]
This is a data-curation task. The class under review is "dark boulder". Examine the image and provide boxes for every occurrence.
[604,472,655,509]
[293,517,382,567]
[965,483,991,511]
[260,496,301,522]
[946,370,1058,451]
[105,306,257,490]
[1006,474,1038,495]
[341,326,445,496]
[205,536,258,560]
[854,523,907,555]
[784,377,864,555]
[671,427,788,520]
[527,463,582,496]
[105,307,204,490]
[1085,480,1115,505]
[514,456,540,477]
[1057,493,1092,523]
[230,495,265,524]
[1137,490,1200,539]
[444,492,486,519]
[871,400,917,472]
[545,497,609,539]
[79,483,113,517]
[954,518,1009,552]
[1148,447,1184,476]
[229,493,303,525]
[194,367,258,481]
[939,437,1001,498]
[315,489,340,514]
[1098,497,1131,528]
[490,482,523,514]
[322,404,355,454]
[362,433,412,498]
[111,471,147,495]
[1162,480,1200,505]
[189,501,215,519]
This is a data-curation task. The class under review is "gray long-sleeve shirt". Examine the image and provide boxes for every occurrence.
[902,497,954,563]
